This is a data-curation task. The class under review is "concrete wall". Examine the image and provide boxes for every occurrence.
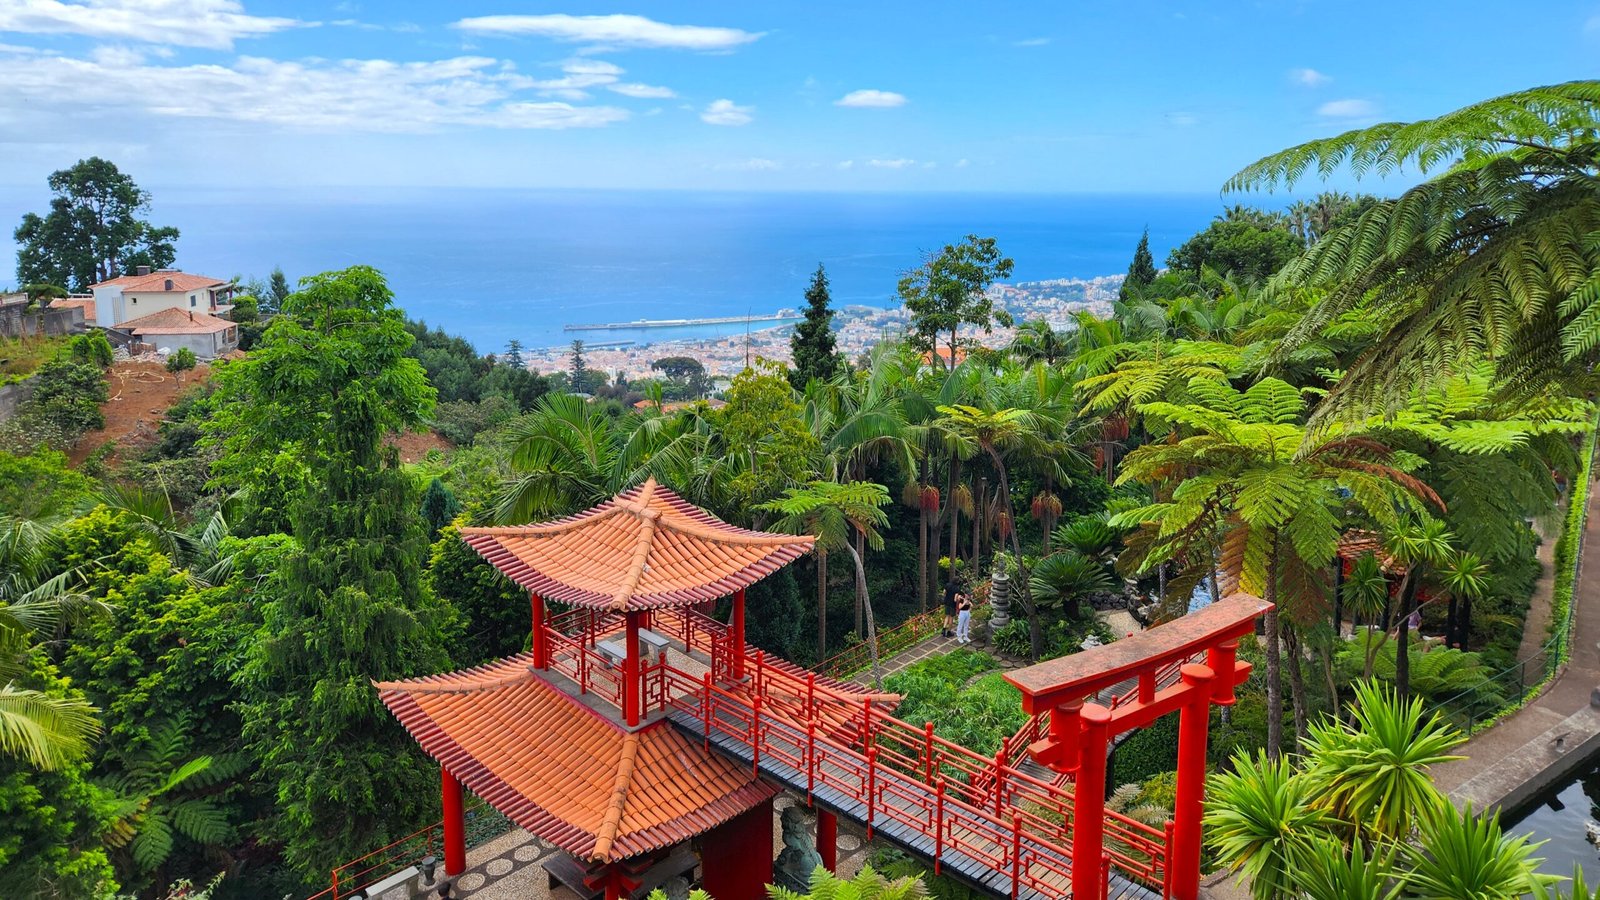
[141,328,235,360]
[0,304,84,337]
[0,377,37,422]
[122,289,204,321]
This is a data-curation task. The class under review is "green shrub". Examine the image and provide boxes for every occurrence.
[165,347,197,373]
[992,620,1031,657]
[1109,711,1179,787]
[66,332,113,368]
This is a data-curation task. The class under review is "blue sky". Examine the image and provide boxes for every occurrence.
[1,1,1598,194]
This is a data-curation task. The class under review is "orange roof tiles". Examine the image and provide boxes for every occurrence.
[375,654,776,861]
[461,478,814,611]
[1337,529,1408,574]
[91,271,227,293]
[119,307,236,335]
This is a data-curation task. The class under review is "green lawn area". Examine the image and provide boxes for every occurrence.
[0,333,74,382]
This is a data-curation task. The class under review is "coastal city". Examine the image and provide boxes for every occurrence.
[520,274,1123,378]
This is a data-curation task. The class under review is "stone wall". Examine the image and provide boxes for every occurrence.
[0,377,37,422]
[0,304,85,338]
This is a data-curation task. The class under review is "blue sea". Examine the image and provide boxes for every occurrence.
[1,189,1224,353]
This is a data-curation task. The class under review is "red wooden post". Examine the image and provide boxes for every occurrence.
[1170,663,1216,900]
[624,611,641,726]
[993,748,1007,816]
[807,671,817,718]
[1048,699,1084,774]
[807,721,817,798]
[1011,811,1023,900]
[529,592,547,669]
[1206,639,1241,706]
[1070,704,1111,900]
[924,721,936,784]
[441,766,466,877]
[934,777,946,874]
[755,649,766,697]
[702,671,713,752]
[731,587,747,679]
[817,809,838,872]
[866,747,878,839]
[751,693,763,776]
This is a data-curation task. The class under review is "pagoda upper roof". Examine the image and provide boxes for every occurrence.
[460,478,815,612]
[375,653,776,862]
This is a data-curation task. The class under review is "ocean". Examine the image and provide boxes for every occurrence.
[2,189,1225,353]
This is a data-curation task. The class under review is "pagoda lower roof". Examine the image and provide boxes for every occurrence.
[461,478,814,611]
[375,653,776,862]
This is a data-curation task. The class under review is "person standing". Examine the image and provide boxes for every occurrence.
[942,575,962,637]
[955,591,974,644]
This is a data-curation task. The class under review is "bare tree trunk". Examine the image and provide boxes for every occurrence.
[985,447,1040,660]
[854,526,866,637]
[948,456,963,578]
[816,552,828,660]
[846,540,884,690]
[1264,535,1284,760]
[973,475,985,568]
[1395,576,1416,704]
[1284,627,1309,752]
[918,503,929,612]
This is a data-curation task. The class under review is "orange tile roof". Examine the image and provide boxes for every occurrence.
[461,478,814,611]
[1337,529,1408,574]
[49,298,96,323]
[91,271,228,293]
[119,307,236,335]
[375,654,776,861]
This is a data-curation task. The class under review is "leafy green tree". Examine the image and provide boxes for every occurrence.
[503,338,525,370]
[0,449,93,521]
[419,477,460,540]
[425,523,532,667]
[1165,215,1302,282]
[14,157,179,290]
[1227,80,1600,417]
[790,263,842,387]
[1008,320,1072,365]
[264,267,291,316]
[569,339,589,392]
[898,235,1015,369]
[205,266,456,874]
[719,360,819,502]
[652,355,712,399]
[1120,228,1158,301]
[165,347,197,375]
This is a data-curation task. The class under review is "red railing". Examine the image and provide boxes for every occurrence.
[653,648,1171,897]
[304,798,492,900]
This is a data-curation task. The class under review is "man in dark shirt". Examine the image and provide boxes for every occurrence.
[943,577,962,637]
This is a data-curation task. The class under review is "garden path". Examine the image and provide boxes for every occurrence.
[1435,471,1600,812]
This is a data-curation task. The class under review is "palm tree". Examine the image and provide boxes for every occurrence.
[1385,519,1456,703]
[1438,550,1490,651]
[760,481,893,689]
[1009,319,1073,365]
[0,516,102,771]
[934,402,1063,657]
[1226,81,1600,419]
[1114,377,1441,757]
[1341,552,1391,680]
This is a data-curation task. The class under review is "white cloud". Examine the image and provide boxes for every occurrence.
[1013,37,1050,47]
[868,158,915,169]
[1290,67,1332,87]
[561,58,623,76]
[700,98,752,125]
[835,89,907,109]
[954,158,970,168]
[1318,98,1379,118]
[1167,112,1198,127]
[0,0,300,50]
[452,14,762,51]
[608,82,675,98]
[0,47,631,132]
[713,157,779,171]
[836,159,854,169]
[922,161,937,169]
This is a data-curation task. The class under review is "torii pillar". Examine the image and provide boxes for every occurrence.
[1006,594,1268,900]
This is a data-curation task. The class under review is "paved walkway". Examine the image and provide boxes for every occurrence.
[1435,473,1600,812]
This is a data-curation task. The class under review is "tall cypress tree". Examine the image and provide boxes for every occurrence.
[569,339,588,393]
[790,263,841,387]
[1119,228,1158,301]
[206,266,456,876]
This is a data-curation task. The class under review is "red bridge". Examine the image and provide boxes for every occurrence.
[336,481,1266,900]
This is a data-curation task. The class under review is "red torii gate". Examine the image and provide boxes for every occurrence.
[1006,594,1266,900]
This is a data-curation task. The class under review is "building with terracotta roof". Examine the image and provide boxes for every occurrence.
[113,307,239,359]
[90,267,235,327]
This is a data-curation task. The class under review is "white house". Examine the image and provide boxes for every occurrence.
[90,268,234,328]
[114,308,239,360]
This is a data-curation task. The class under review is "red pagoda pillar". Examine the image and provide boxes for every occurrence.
[530,592,548,669]
[624,611,642,726]
[731,587,747,679]
[441,766,466,877]
[817,809,838,871]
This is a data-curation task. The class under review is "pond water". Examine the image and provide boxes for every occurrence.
[1508,759,1600,883]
